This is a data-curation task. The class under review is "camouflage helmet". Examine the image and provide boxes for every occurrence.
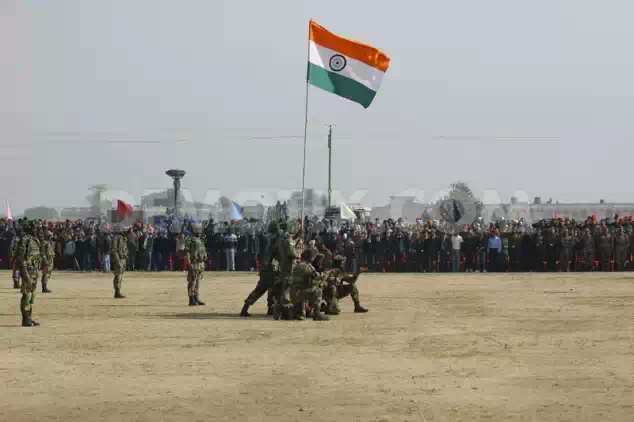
[191,222,203,234]
[267,220,280,234]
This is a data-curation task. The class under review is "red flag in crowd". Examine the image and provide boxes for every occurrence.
[117,200,133,218]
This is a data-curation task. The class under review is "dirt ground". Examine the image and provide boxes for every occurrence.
[1,270,633,422]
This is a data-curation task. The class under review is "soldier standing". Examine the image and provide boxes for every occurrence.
[184,222,207,306]
[289,249,329,321]
[111,224,128,298]
[559,229,575,272]
[240,221,280,317]
[40,230,55,293]
[614,226,629,271]
[16,222,42,327]
[273,219,301,320]
[581,227,595,271]
[598,230,613,272]
[9,228,22,288]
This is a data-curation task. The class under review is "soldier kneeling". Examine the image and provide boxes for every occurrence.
[323,255,368,315]
[290,249,329,321]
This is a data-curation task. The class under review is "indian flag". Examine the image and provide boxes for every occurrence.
[308,20,390,109]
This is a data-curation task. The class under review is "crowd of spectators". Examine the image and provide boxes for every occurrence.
[1,214,633,274]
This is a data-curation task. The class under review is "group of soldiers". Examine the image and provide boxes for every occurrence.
[5,216,368,327]
[239,218,368,321]
[7,221,55,327]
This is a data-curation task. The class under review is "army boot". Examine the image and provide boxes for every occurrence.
[354,302,368,313]
[114,289,125,299]
[240,302,252,317]
[266,306,274,316]
[13,280,20,289]
[42,283,52,293]
[189,296,198,306]
[313,311,330,321]
[194,296,205,306]
[21,310,33,327]
[28,311,40,326]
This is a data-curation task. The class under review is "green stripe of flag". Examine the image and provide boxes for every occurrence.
[307,63,377,109]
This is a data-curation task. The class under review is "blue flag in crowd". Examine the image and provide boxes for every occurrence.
[231,202,244,221]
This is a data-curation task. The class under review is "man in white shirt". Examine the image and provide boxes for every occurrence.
[451,231,463,272]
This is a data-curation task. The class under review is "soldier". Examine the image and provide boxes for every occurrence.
[508,230,523,272]
[40,229,55,293]
[16,222,42,327]
[581,227,595,271]
[9,228,22,288]
[614,226,630,271]
[598,230,613,272]
[322,255,368,315]
[111,224,128,298]
[289,249,329,321]
[240,220,280,317]
[184,222,207,306]
[273,218,302,320]
[559,228,575,272]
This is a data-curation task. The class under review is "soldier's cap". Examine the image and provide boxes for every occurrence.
[301,248,317,262]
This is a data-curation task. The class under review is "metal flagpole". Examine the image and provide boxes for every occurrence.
[326,124,334,208]
[300,20,311,239]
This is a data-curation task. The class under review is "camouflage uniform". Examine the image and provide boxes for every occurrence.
[185,224,207,306]
[273,220,301,320]
[322,255,368,314]
[598,232,613,272]
[40,232,55,293]
[111,226,128,298]
[16,230,42,327]
[289,249,329,321]
[559,232,575,272]
[240,221,280,317]
[581,229,595,271]
[614,229,630,271]
[9,234,21,288]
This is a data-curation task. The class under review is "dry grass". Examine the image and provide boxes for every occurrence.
[1,270,633,421]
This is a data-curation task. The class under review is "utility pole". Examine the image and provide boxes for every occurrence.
[326,124,335,208]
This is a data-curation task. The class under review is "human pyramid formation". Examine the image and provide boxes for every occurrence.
[11,217,368,327]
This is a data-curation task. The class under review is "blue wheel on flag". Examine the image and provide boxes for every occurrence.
[329,54,347,72]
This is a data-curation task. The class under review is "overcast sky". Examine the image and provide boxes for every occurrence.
[2,0,634,213]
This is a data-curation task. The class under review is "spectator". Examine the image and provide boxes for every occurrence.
[451,231,463,272]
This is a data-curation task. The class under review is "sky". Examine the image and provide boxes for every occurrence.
[2,0,634,214]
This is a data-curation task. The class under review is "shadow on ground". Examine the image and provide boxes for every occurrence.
[156,312,270,320]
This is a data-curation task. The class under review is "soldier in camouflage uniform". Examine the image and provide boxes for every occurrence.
[614,226,630,271]
[111,224,128,298]
[16,222,42,327]
[273,219,302,320]
[559,229,575,272]
[598,230,613,272]
[40,230,55,293]
[322,255,368,315]
[290,248,329,321]
[240,220,279,317]
[185,222,207,306]
[9,229,22,289]
[581,228,595,271]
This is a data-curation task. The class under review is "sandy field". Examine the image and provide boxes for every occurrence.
[1,270,633,422]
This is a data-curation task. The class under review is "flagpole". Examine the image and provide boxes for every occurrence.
[300,20,311,239]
